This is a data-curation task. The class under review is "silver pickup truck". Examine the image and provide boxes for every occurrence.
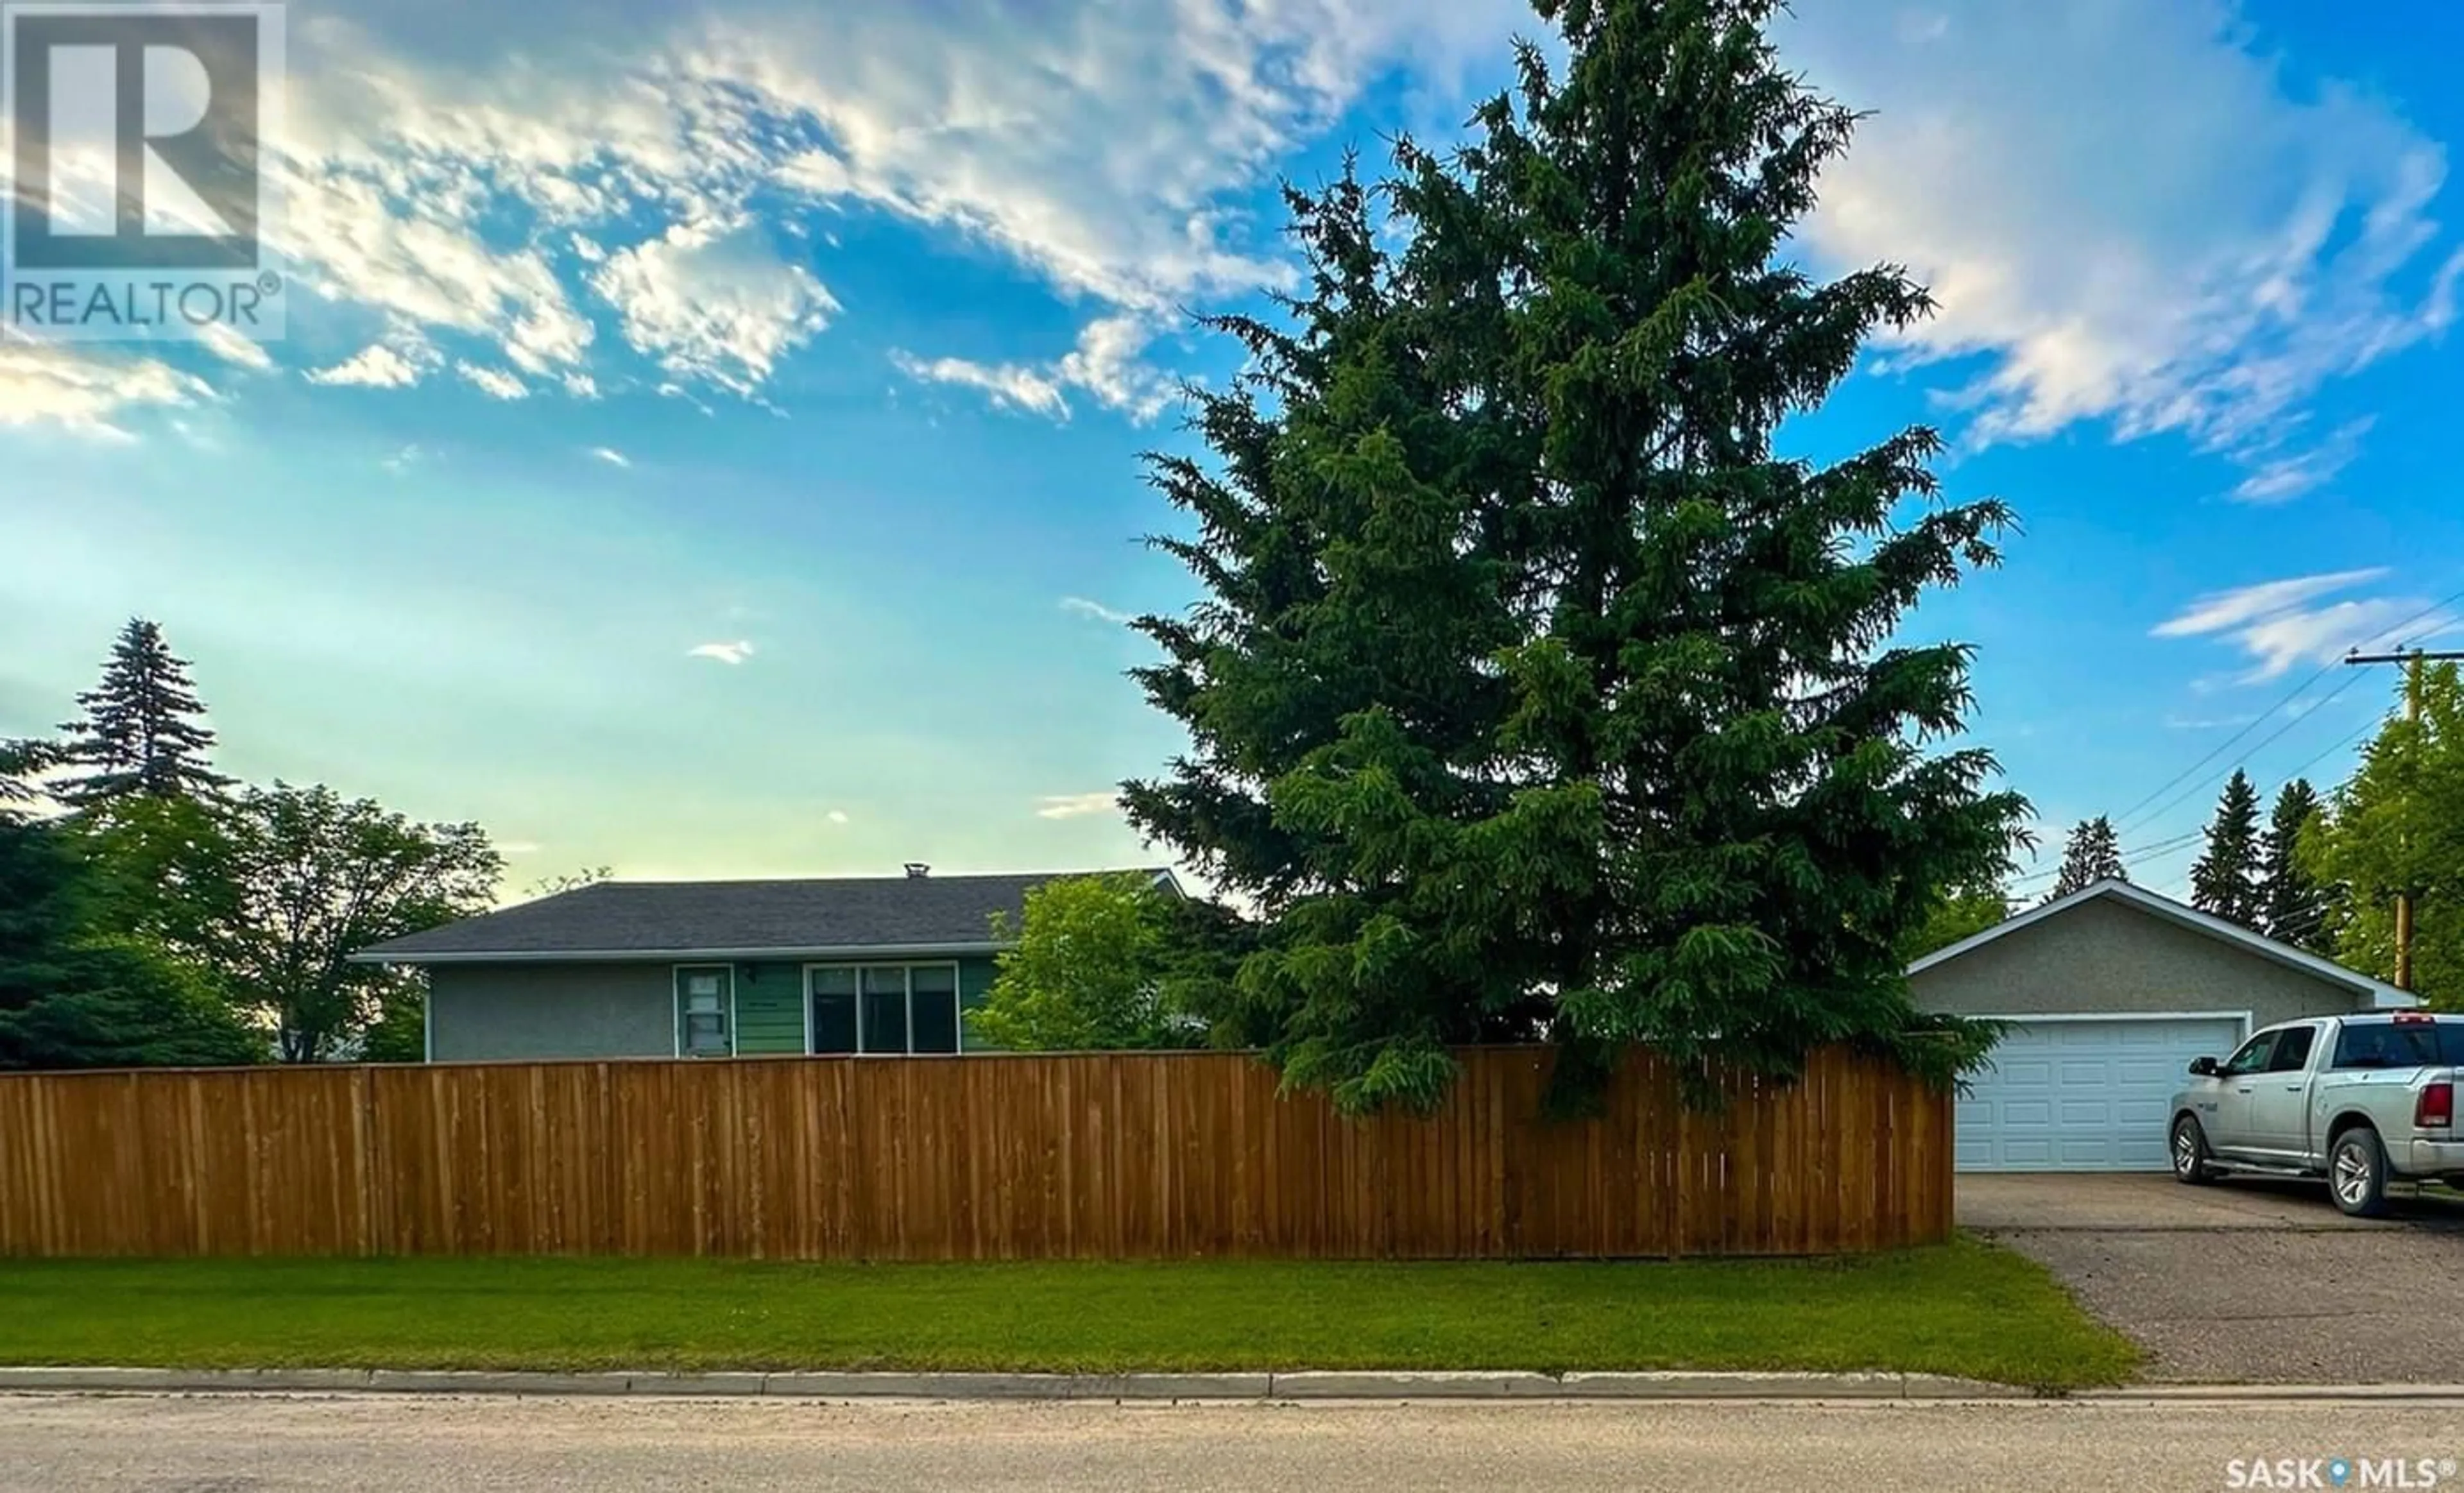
[2170,1012,2464,1216]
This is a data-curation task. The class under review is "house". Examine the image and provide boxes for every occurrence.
[1909,877,2418,1173]
[352,867,1177,1063]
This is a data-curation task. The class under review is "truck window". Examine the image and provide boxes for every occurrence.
[2266,1025,2317,1072]
[2220,1031,2279,1077]
[2331,1020,2464,1070]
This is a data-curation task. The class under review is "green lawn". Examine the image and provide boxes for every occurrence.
[0,1238,2137,1390]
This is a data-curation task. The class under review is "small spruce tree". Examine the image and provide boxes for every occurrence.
[2257,778,2334,953]
[2188,771,2263,928]
[55,619,234,807]
[2047,817,2126,901]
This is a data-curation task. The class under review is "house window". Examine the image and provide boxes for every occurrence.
[807,962,961,1055]
[676,966,734,1057]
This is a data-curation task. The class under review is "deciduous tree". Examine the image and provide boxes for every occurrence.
[1899,883,2010,964]
[182,783,501,1061]
[971,873,1220,1052]
[2308,666,2463,1002]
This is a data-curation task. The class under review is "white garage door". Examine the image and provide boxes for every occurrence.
[1956,1016,2247,1172]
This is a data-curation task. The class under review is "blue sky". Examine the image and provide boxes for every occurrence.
[3,0,2460,901]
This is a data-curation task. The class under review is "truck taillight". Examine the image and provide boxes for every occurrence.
[2418,1082,2455,1130]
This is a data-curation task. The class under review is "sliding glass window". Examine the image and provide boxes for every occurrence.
[807,963,961,1055]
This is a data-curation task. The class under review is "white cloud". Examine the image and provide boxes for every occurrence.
[892,350,1069,420]
[2229,602,2454,681]
[2153,569,2388,640]
[305,338,436,389]
[1060,596,1136,626]
[1781,1,2462,499]
[688,639,757,665]
[0,345,208,440]
[1035,790,1118,820]
[826,809,850,825]
[893,315,1177,423]
[277,160,594,380]
[2230,418,2376,504]
[1056,315,1177,420]
[2153,569,2456,679]
[194,323,277,371]
[237,0,1526,411]
[588,447,631,467]
[382,443,422,473]
[456,362,529,400]
[57,0,2457,470]
[588,218,836,397]
[743,2,1523,312]
[234,21,830,400]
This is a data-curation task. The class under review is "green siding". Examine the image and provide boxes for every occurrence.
[733,962,809,1055]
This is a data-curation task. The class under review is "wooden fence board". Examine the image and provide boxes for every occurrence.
[0,1046,1951,1260]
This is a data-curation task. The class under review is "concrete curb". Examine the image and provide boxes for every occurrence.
[0,1366,2017,1401]
[2075,1385,2464,1404]
[9,1368,2458,1404]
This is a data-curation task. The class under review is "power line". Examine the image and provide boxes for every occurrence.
[2393,584,2464,649]
[2280,715,2384,784]
[2006,576,2464,901]
[2118,669,2370,839]
[2009,826,2203,887]
[2107,660,2340,830]
[2128,833,2206,868]
[2105,578,2464,833]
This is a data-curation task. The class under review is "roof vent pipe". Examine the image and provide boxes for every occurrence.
[903,862,930,878]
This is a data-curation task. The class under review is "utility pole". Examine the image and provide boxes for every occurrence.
[2342,647,2464,991]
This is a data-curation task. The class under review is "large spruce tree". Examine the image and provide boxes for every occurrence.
[2189,770,2263,928]
[2257,778,2334,952]
[1125,0,2024,1111]
[0,801,259,1070]
[55,619,234,806]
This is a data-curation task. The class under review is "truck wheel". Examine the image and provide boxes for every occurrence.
[2329,1127,2390,1218]
[2171,1115,2215,1185]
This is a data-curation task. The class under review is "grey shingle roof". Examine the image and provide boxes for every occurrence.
[354,869,1174,962]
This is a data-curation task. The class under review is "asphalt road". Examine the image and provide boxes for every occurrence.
[5,1393,2463,1492]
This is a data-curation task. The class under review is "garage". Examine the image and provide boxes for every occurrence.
[1954,1014,2245,1171]
[1907,878,2415,1173]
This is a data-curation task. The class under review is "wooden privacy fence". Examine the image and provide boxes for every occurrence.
[0,1046,1951,1260]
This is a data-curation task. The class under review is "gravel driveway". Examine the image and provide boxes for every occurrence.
[1961,1174,2464,1384]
